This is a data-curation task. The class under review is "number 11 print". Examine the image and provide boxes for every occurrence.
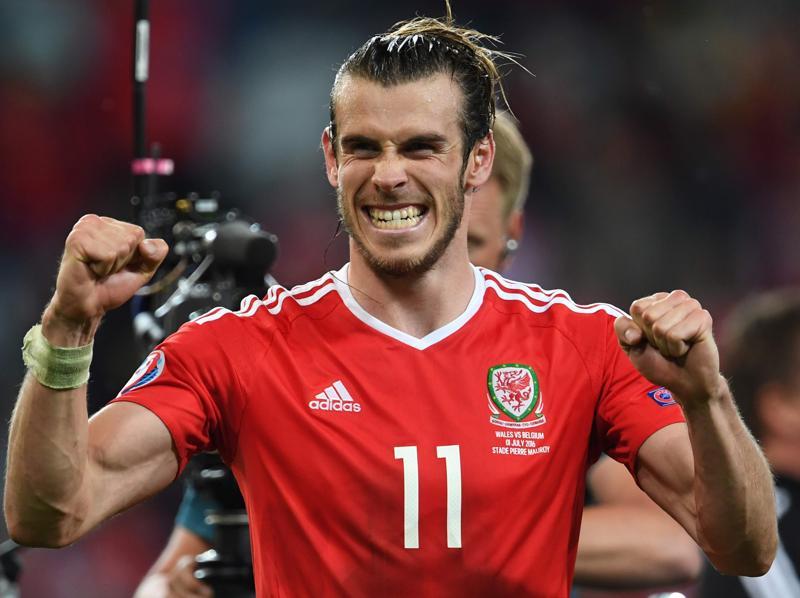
[394,445,462,549]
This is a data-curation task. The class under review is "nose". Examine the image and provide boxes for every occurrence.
[371,152,407,194]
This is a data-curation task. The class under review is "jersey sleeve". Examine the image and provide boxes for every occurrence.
[110,320,246,475]
[594,315,685,475]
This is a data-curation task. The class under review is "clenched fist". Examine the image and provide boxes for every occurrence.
[43,215,168,346]
[614,290,725,407]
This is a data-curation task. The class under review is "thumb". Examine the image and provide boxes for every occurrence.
[614,315,644,351]
[137,238,169,275]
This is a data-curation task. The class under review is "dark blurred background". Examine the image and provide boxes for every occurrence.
[1,0,798,595]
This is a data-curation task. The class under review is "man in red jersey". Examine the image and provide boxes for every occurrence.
[134,113,702,598]
[6,14,776,598]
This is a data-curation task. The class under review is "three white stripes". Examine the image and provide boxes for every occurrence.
[483,273,626,319]
[193,274,336,326]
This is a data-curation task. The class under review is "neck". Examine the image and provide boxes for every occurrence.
[346,240,476,339]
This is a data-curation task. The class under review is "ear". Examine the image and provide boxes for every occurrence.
[321,126,339,188]
[464,131,495,190]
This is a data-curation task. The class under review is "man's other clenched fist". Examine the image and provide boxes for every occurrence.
[44,215,168,345]
[614,290,725,407]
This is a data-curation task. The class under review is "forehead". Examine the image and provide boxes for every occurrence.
[334,73,463,140]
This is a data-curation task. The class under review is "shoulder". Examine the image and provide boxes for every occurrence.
[479,267,626,329]
[154,272,341,364]
[187,271,340,333]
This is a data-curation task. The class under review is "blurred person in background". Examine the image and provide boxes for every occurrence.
[5,13,776,597]
[137,112,698,597]
[701,290,800,597]
[134,482,216,597]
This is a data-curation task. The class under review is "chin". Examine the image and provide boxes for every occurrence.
[342,188,465,278]
[359,246,440,278]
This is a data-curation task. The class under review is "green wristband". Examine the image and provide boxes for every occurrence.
[22,324,93,390]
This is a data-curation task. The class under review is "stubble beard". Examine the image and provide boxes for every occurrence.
[337,184,465,278]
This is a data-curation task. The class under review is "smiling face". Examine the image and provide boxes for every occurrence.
[323,73,493,277]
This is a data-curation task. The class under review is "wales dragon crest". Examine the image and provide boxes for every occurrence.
[487,364,544,426]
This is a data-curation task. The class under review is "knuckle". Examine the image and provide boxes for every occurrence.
[78,213,99,225]
[642,310,658,326]
[670,289,689,300]
[98,248,117,264]
[72,214,97,235]
[126,235,140,254]
[64,229,80,246]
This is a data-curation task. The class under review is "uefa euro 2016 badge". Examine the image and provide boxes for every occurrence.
[118,350,166,397]
[647,386,677,407]
[487,364,546,429]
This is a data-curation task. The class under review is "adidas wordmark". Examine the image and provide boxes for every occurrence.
[308,380,362,413]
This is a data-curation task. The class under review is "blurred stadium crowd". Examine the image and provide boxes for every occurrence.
[0,0,798,595]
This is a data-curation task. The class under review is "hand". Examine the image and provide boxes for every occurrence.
[614,290,724,406]
[43,215,168,345]
[166,555,213,598]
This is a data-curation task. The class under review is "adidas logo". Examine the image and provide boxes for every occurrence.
[308,380,362,413]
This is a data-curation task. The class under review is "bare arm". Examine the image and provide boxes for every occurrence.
[3,215,174,547]
[134,526,213,598]
[615,291,777,576]
[637,407,775,576]
[574,457,702,588]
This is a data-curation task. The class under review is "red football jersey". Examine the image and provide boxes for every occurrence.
[113,265,685,597]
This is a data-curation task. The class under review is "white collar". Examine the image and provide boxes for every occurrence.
[332,263,485,351]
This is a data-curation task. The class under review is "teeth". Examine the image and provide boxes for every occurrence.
[376,206,421,219]
[372,215,422,229]
[368,206,423,229]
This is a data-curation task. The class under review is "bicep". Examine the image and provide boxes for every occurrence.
[588,456,652,505]
[635,422,698,540]
[84,402,179,530]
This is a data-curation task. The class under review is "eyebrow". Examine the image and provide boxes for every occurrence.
[339,133,450,150]
[402,134,449,147]
[340,135,380,150]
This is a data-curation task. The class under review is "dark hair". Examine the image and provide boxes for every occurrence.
[723,289,800,439]
[329,14,512,163]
